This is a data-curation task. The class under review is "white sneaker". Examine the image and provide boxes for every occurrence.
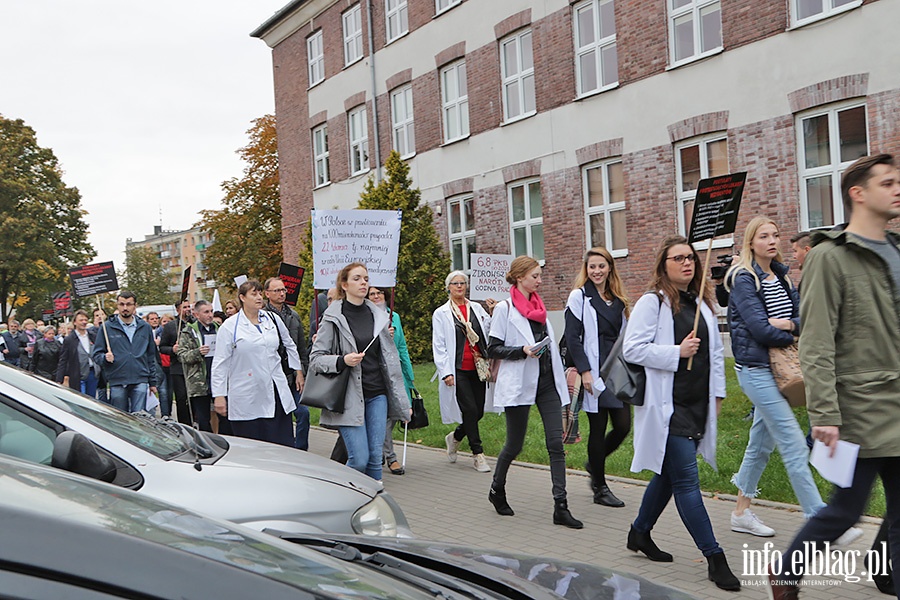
[445,432,460,463]
[473,453,491,472]
[731,510,776,537]
[834,526,864,547]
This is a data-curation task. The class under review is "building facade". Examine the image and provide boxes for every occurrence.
[125,225,217,303]
[253,0,899,309]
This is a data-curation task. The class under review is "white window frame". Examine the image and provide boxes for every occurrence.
[435,0,462,16]
[583,159,628,258]
[668,0,722,67]
[508,179,545,261]
[348,106,369,176]
[343,4,364,66]
[441,61,469,143]
[385,0,409,43]
[675,134,733,249]
[573,0,618,98]
[500,29,536,123]
[307,30,325,87]
[447,195,475,271]
[390,85,415,158]
[791,0,861,28]
[797,101,869,230]
[312,125,329,188]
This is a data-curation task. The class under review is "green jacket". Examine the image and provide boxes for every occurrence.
[176,321,218,399]
[799,229,900,458]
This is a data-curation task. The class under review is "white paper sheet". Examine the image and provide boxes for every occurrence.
[810,439,859,488]
[205,334,217,357]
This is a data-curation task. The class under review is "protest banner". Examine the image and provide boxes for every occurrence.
[41,308,54,322]
[68,262,118,298]
[277,262,305,307]
[468,254,514,301]
[52,291,73,319]
[179,267,192,305]
[311,209,402,288]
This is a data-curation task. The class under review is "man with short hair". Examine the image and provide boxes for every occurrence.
[769,154,900,599]
[1,320,21,366]
[790,231,812,271]
[177,300,226,433]
[57,309,98,395]
[159,301,194,425]
[145,312,160,329]
[91,291,158,413]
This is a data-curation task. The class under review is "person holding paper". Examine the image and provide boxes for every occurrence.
[769,154,900,600]
[487,256,582,529]
[563,247,631,508]
[178,300,228,434]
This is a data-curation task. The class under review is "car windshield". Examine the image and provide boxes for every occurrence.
[0,365,188,459]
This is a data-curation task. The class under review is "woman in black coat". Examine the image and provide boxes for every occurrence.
[30,326,62,381]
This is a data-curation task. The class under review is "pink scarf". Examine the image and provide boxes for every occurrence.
[509,286,547,324]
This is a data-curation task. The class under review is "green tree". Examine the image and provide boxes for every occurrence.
[123,245,175,305]
[199,115,282,291]
[0,115,95,322]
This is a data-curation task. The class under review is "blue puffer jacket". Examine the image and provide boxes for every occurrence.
[727,260,799,367]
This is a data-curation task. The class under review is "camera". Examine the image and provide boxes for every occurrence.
[710,254,734,280]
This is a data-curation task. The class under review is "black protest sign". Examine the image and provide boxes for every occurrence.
[277,262,305,307]
[179,267,192,304]
[69,262,119,297]
[52,291,72,318]
[688,172,747,244]
[41,309,54,322]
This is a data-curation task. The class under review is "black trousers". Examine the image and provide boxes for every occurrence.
[452,369,486,455]
[171,374,191,426]
[586,406,631,483]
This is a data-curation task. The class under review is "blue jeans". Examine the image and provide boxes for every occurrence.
[634,435,722,557]
[733,365,825,517]
[292,388,310,451]
[109,383,149,413]
[339,394,387,480]
[81,369,99,398]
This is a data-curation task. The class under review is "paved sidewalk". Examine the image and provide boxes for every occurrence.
[309,427,884,600]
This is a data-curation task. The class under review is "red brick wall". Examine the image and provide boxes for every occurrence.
[869,90,900,157]
[467,44,502,136]
[723,0,786,50]
[534,6,576,112]
[541,166,584,307]
[413,70,441,152]
[616,0,667,84]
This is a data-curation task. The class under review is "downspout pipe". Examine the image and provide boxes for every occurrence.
[366,0,382,183]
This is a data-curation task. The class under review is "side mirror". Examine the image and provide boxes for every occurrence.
[51,431,117,483]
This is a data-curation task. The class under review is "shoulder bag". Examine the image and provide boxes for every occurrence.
[300,322,349,413]
[598,294,661,406]
[406,386,429,429]
[769,340,805,408]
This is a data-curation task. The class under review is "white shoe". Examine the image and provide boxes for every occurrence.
[445,432,459,463]
[834,526,864,547]
[731,510,776,537]
[473,453,491,472]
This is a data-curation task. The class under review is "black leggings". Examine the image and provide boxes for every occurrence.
[586,407,631,482]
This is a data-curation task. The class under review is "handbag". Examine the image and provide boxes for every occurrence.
[407,387,429,429]
[300,322,349,413]
[599,335,646,406]
[769,341,805,408]
[267,311,293,380]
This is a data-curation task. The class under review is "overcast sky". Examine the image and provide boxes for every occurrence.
[0,0,288,266]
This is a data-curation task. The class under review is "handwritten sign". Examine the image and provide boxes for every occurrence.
[69,262,119,297]
[277,262,305,306]
[688,172,747,244]
[468,253,514,301]
[311,209,402,288]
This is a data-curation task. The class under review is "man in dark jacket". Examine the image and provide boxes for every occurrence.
[1,320,21,366]
[56,310,98,395]
[159,300,194,425]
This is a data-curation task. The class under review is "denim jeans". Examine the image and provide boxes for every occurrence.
[108,383,149,413]
[634,435,722,557]
[80,369,99,398]
[733,365,825,517]
[339,394,388,480]
[292,388,310,451]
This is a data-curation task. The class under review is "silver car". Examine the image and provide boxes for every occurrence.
[0,363,411,537]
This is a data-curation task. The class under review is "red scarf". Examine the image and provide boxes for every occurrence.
[509,286,547,324]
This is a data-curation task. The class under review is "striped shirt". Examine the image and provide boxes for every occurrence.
[761,276,793,319]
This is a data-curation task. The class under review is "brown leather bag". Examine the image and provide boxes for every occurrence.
[769,340,805,408]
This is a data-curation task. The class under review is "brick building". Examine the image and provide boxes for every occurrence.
[252,0,899,311]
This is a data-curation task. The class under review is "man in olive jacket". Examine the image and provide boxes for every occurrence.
[769,154,900,598]
[176,300,226,433]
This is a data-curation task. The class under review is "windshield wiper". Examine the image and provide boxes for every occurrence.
[169,422,214,460]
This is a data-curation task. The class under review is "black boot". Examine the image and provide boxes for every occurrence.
[707,552,741,591]
[594,484,626,507]
[553,499,583,529]
[489,485,514,516]
[627,526,673,562]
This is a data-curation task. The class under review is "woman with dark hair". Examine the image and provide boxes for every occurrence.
[622,236,739,591]
[564,247,630,507]
[488,256,582,529]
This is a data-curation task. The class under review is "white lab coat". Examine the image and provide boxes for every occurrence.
[210,310,301,422]
[488,299,569,409]
[432,300,495,424]
[623,292,725,475]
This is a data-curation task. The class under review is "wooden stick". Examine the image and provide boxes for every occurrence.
[687,237,715,371]
[97,294,110,348]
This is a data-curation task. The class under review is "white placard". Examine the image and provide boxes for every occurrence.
[233,275,248,287]
[205,334,217,357]
[468,253,514,301]
[311,209,402,289]
[810,439,859,488]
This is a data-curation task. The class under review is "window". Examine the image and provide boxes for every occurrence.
[348,107,369,175]
[390,85,415,158]
[574,0,618,96]
[385,0,408,43]
[343,5,363,66]
[798,103,868,229]
[669,0,721,65]
[793,0,860,26]
[436,0,461,14]
[441,61,469,143]
[675,135,729,239]
[509,180,544,260]
[447,196,475,270]
[307,31,324,86]
[583,160,627,256]
[312,125,329,187]
[500,30,536,122]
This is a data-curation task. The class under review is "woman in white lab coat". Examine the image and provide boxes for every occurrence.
[211,279,301,446]
[487,256,582,529]
[621,236,739,591]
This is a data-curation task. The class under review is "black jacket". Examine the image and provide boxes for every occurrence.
[30,338,61,380]
[56,329,97,389]
[159,317,193,376]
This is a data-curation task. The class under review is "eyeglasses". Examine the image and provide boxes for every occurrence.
[368,290,384,297]
[268,288,287,293]
[666,254,696,264]
[448,281,467,286]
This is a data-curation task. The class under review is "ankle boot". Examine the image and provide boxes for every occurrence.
[552,499,583,529]
[707,552,741,591]
[627,526,673,562]
[594,484,626,508]
[489,485,514,516]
